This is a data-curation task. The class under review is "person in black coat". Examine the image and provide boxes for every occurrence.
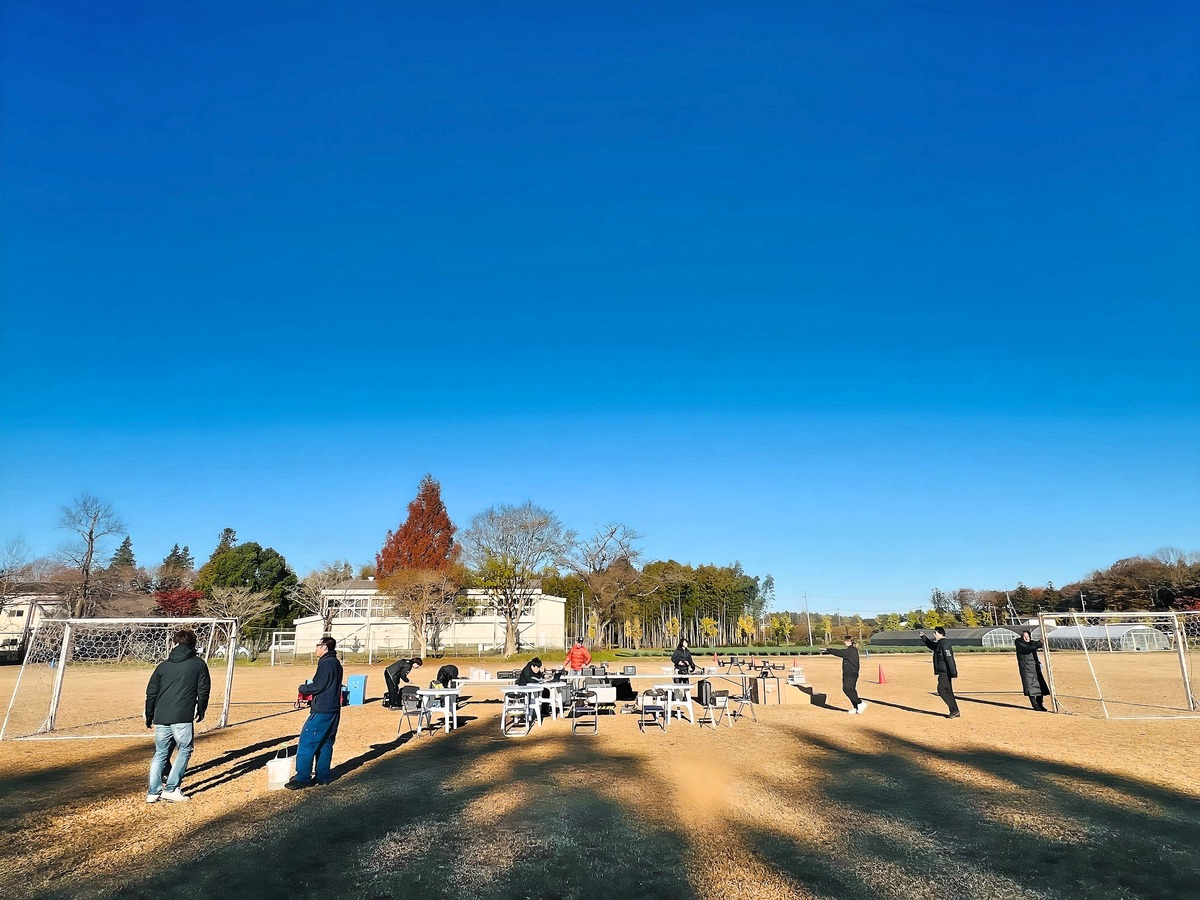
[919,627,960,718]
[435,664,460,689]
[516,658,546,686]
[383,657,423,707]
[145,629,211,802]
[823,635,865,714]
[1014,630,1051,711]
[672,639,697,683]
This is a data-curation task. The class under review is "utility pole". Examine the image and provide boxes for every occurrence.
[804,591,813,647]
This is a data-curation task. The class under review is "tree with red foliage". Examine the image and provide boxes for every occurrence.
[154,588,204,617]
[376,475,460,577]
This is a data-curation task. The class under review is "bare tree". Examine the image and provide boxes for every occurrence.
[287,561,355,633]
[461,502,573,657]
[1,538,32,613]
[56,494,125,616]
[560,523,643,648]
[201,586,274,649]
[378,568,462,658]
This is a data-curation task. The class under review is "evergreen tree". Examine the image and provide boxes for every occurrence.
[157,543,195,592]
[209,528,237,562]
[376,475,460,576]
[109,536,136,570]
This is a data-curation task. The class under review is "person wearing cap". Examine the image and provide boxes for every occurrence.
[918,626,960,718]
[563,638,592,674]
[822,635,866,714]
[1014,630,1051,711]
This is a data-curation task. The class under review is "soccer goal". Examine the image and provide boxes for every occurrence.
[0,617,238,740]
[1038,611,1198,720]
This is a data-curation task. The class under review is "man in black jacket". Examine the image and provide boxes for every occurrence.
[288,637,345,789]
[383,657,422,707]
[919,626,960,718]
[145,629,211,803]
[823,635,866,714]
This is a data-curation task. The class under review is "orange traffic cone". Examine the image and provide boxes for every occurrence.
[877,665,887,685]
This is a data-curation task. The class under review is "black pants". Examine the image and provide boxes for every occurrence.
[937,673,959,714]
[383,671,401,706]
[842,676,861,708]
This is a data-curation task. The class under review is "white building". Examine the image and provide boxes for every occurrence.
[0,591,68,662]
[290,578,567,657]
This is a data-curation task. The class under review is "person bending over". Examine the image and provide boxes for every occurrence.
[383,657,422,707]
[435,664,460,690]
[823,635,866,714]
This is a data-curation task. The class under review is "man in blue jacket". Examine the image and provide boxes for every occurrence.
[145,629,211,803]
[288,636,344,789]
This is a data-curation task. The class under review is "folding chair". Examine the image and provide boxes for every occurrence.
[570,689,599,735]
[638,688,668,733]
[397,691,429,738]
[501,690,536,737]
[697,689,731,729]
[726,689,757,723]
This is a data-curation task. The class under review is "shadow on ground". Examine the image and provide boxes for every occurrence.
[11,703,1200,900]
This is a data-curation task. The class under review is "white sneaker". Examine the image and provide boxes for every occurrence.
[145,793,161,804]
[847,707,858,715]
[161,788,189,803]
[857,701,868,714]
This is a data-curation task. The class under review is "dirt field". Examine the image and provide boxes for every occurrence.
[0,653,1197,900]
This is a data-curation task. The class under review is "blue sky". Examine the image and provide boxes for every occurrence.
[2,2,1197,616]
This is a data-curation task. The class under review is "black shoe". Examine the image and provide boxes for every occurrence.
[285,780,314,790]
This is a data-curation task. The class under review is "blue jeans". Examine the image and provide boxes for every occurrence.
[294,712,340,784]
[148,723,194,794]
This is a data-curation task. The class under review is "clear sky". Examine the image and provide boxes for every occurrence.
[2,2,1197,616]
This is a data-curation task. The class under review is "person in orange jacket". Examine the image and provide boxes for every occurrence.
[563,637,592,673]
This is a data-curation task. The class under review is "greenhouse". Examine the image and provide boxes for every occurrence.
[1044,624,1170,652]
[869,627,1022,649]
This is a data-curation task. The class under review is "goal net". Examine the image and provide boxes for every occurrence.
[1038,611,1198,720]
[0,617,238,740]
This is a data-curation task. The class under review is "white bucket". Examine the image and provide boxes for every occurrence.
[266,750,292,791]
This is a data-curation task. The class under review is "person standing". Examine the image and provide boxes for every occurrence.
[145,628,211,803]
[919,626,960,718]
[563,638,592,674]
[288,637,344,789]
[1014,630,1051,711]
[383,657,422,707]
[823,635,866,714]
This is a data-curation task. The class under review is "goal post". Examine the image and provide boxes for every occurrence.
[1038,611,1198,720]
[0,617,238,740]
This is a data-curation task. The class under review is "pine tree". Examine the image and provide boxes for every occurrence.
[210,528,237,562]
[376,475,460,577]
[109,536,136,570]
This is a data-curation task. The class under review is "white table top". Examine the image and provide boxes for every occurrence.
[416,688,460,696]
[503,684,546,693]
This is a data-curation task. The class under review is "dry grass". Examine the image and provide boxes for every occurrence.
[0,654,1197,899]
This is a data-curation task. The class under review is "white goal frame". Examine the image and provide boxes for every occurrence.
[0,617,239,740]
[1038,611,1199,720]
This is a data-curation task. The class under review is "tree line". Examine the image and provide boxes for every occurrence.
[1,479,771,658]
